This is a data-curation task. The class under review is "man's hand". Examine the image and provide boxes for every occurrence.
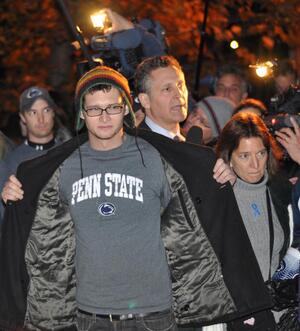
[1,175,24,204]
[102,8,134,34]
[275,116,300,165]
[213,158,236,186]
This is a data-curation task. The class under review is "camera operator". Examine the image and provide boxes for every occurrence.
[276,117,300,249]
[275,116,300,171]
[261,75,300,182]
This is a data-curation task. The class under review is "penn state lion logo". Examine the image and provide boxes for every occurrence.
[98,202,116,216]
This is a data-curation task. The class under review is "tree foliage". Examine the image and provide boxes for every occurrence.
[0,0,299,118]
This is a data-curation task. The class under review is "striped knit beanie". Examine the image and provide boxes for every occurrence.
[75,66,134,130]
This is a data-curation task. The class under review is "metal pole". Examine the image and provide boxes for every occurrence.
[56,0,96,69]
[194,0,210,94]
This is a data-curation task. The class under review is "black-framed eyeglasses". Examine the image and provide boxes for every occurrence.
[83,103,125,117]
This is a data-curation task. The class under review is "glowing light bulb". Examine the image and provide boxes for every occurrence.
[230,40,239,49]
[90,11,107,30]
[250,60,275,78]
[256,66,268,78]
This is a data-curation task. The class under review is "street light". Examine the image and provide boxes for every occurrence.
[249,60,275,78]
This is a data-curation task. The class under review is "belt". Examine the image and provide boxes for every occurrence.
[77,308,171,321]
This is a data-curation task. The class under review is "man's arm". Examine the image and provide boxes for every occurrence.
[104,9,164,55]
[102,8,134,33]
[292,180,300,245]
[1,175,24,204]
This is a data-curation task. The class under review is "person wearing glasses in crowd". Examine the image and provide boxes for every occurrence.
[0,66,274,331]
[213,64,249,106]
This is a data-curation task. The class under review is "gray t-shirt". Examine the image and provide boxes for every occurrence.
[60,135,172,314]
[0,142,56,220]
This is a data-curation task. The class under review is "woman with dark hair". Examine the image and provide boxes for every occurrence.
[216,112,292,328]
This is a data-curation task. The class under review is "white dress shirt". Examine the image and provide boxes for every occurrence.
[145,117,186,141]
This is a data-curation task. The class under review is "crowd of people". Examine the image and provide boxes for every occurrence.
[0,8,300,331]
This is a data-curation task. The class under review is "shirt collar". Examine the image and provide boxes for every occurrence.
[25,138,56,151]
[145,116,185,141]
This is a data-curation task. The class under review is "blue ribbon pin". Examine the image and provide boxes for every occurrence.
[251,203,261,217]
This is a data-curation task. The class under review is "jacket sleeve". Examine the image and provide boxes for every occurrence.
[292,180,300,246]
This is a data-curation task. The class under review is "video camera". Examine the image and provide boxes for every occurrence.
[76,18,167,82]
[90,29,144,79]
[264,113,300,134]
[56,0,166,80]
[90,16,167,79]
[264,85,300,133]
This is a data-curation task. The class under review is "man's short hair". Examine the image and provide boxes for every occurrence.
[214,64,249,94]
[135,55,183,94]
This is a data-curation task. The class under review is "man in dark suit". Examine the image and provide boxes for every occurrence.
[135,55,235,186]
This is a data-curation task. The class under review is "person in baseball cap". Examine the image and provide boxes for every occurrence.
[19,86,57,113]
[0,86,58,220]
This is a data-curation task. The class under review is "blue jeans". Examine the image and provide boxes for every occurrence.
[76,309,178,331]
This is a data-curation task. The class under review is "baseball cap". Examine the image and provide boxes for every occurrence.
[19,86,56,113]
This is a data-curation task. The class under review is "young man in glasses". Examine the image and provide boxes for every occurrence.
[0,66,273,331]
[81,86,128,149]
[1,66,176,330]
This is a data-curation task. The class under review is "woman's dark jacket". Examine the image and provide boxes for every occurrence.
[0,129,273,330]
[268,174,292,263]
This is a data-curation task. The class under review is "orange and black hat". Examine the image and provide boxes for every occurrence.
[74,66,134,131]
